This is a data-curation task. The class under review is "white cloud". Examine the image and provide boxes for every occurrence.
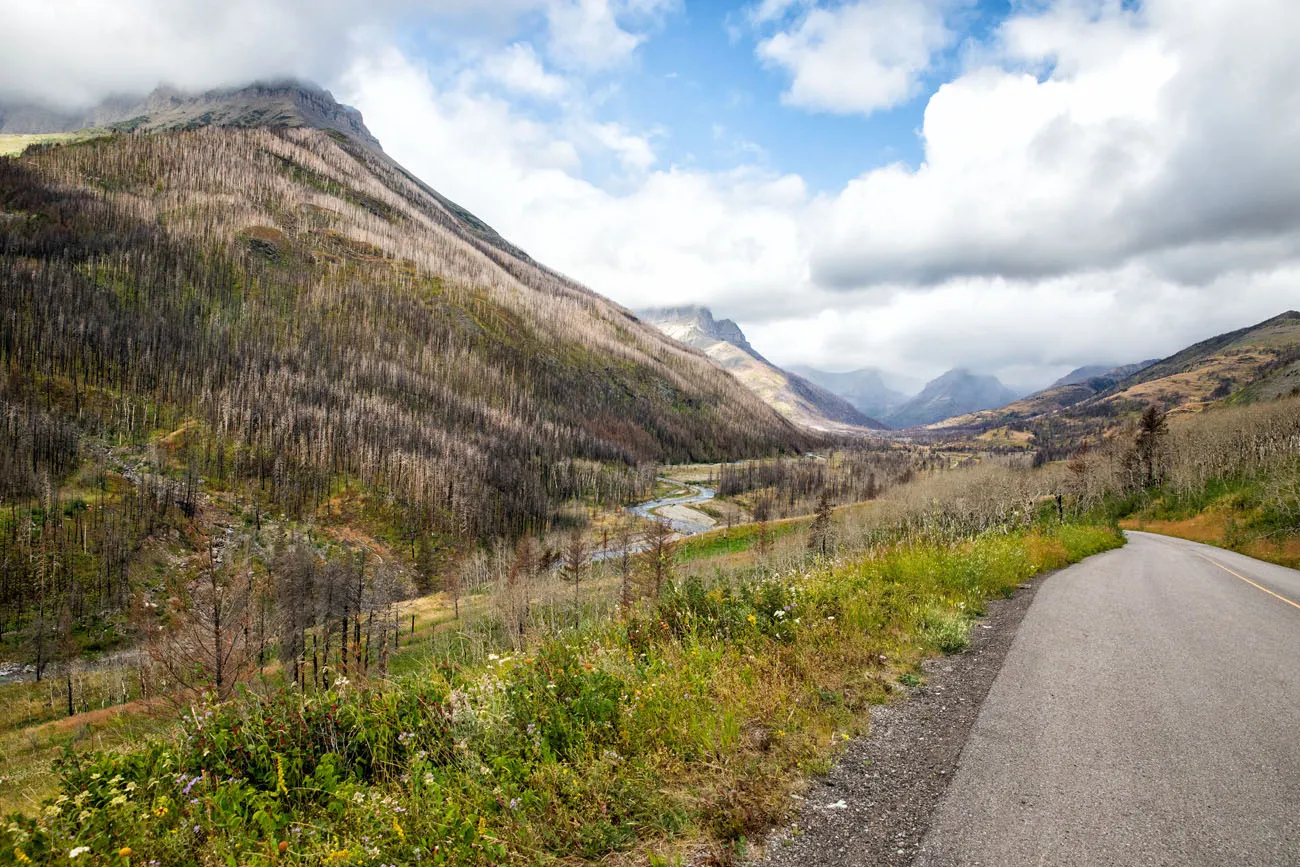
[587,121,658,171]
[482,43,568,99]
[755,0,954,116]
[810,0,1300,291]
[0,0,667,109]
[340,47,809,317]
[543,0,678,71]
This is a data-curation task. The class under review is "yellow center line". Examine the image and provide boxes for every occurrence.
[1194,553,1300,612]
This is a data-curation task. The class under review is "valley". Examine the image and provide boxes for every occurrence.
[2,79,1300,867]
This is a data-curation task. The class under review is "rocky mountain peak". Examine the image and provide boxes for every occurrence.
[0,79,381,150]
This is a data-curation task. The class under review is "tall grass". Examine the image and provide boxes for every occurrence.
[1,523,1121,865]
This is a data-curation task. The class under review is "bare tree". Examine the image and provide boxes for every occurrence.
[560,529,588,611]
[753,496,774,560]
[639,519,676,601]
[807,490,834,557]
[1135,405,1169,489]
[152,545,252,703]
[615,521,636,612]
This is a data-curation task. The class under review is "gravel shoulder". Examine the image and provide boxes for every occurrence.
[749,573,1046,867]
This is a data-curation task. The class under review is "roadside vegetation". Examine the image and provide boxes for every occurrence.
[0,424,1129,865]
[1104,397,1300,566]
[0,518,1119,866]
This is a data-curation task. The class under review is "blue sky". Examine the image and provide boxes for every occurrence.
[5,0,1300,388]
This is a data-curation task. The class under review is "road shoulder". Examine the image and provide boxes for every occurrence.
[749,572,1046,867]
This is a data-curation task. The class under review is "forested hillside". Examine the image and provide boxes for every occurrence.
[0,91,807,661]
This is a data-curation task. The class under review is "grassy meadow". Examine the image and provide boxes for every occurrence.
[0,520,1119,865]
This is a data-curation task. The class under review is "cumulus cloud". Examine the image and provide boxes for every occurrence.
[809,0,1300,294]
[0,0,664,109]
[544,0,679,71]
[755,0,955,116]
[339,48,809,315]
[482,43,569,100]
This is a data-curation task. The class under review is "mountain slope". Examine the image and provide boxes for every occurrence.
[640,306,887,432]
[0,83,810,543]
[932,359,1159,432]
[787,365,911,420]
[883,369,1019,429]
[931,313,1300,437]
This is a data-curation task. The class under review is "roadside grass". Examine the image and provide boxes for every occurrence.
[1114,464,1300,568]
[1,523,1122,865]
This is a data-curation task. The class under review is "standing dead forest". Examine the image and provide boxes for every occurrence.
[0,126,815,702]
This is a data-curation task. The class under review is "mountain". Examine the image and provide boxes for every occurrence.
[640,306,887,432]
[0,82,811,542]
[942,359,1163,429]
[0,80,382,148]
[884,369,1020,429]
[1050,360,1157,389]
[787,365,912,420]
[931,313,1300,437]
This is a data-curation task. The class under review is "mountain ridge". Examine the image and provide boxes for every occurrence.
[884,368,1020,429]
[787,365,912,421]
[640,305,887,432]
[0,80,383,149]
[930,312,1300,437]
[0,81,811,543]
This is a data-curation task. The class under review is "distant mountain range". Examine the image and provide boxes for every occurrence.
[932,311,1300,437]
[882,369,1021,429]
[786,366,912,421]
[639,307,887,433]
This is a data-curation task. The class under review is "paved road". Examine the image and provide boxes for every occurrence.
[916,531,1300,866]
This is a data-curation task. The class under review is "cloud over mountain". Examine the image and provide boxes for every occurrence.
[4,0,1299,387]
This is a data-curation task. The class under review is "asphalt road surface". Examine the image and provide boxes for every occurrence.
[916,531,1300,866]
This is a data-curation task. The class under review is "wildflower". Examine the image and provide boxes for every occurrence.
[747,614,757,625]
[69,848,90,859]
[119,847,133,858]
[153,805,169,817]
[276,755,288,796]
[393,817,405,840]
[14,849,31,864]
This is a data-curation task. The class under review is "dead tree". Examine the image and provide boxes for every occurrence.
[639,520,676,601]
[152,545,252,703]
[807,490,834,557]
[561,529,588,611]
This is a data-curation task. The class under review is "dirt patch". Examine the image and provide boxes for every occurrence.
[656,503,717,528]
[748,574,1046,867]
